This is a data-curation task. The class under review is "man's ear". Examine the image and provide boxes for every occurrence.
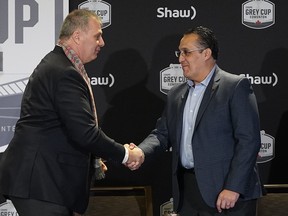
[72,31,81,45]
[204,48,212,59]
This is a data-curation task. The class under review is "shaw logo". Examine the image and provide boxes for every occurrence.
[79,0,111,28]
[157,6,196,20]
[160,64,186,95]
[90,73,114,87]
[239,73,278,86]
[257,130,275,163]
[242,0,275,29]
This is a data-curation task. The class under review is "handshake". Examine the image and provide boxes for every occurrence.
[124,143,145,171]
[96,143,145,178]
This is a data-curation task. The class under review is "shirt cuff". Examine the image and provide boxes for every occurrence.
[122,146,129,164]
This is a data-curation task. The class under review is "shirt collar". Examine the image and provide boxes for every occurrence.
[187,64,217,88]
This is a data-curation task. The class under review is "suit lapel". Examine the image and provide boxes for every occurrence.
[195,68,221,129]
[175,84,190,147]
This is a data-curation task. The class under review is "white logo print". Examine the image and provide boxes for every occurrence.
[79,0,112,28]
[90,73,115,87]
[160,64,186,95]
[242,0,275,29]
[240,73,278,86]
[257,130,275,163]
[157,6,196,20]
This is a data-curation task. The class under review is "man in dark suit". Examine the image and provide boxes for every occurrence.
[0,9,143,216]
[129,26,263,215]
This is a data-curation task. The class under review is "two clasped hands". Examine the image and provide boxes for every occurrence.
[97,143,144,178]
[124,143,144,171]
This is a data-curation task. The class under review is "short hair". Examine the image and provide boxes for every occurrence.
[184,26,219,60]
[59,9,102,40]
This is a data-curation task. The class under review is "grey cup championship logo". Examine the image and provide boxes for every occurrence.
[160,64,186,95]
[257,130,275,163]
[0,200,18,215]
[79,0,111,29]
[160,198,175,216]
[242,0,275,29]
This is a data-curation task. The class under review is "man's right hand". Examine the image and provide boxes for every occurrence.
[124,143,145,170]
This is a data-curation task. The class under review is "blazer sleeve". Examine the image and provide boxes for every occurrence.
[54,67,125,162]
[225,77,261,194]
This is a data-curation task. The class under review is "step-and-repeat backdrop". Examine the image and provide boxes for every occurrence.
[1,0,287,215]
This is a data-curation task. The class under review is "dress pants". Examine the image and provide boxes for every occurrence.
[9,196,73,216]
[178,168,257,216]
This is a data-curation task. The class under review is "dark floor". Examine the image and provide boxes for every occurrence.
[85,193,288,216]
[257,193,288,216]
[85,186,153,216]
[85,196,147,216]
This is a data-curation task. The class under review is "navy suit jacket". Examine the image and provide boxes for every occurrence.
[0,46,125,214]
[139,66,263,211]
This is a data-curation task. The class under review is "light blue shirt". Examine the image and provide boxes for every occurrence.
[180,65,216,169]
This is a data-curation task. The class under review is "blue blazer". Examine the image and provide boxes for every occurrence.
[139,66,263,211]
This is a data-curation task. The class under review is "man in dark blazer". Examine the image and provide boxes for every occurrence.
[0,9,143,216]
[129,26,263,215]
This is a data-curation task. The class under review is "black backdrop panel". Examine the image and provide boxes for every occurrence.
[69,1,288,215]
